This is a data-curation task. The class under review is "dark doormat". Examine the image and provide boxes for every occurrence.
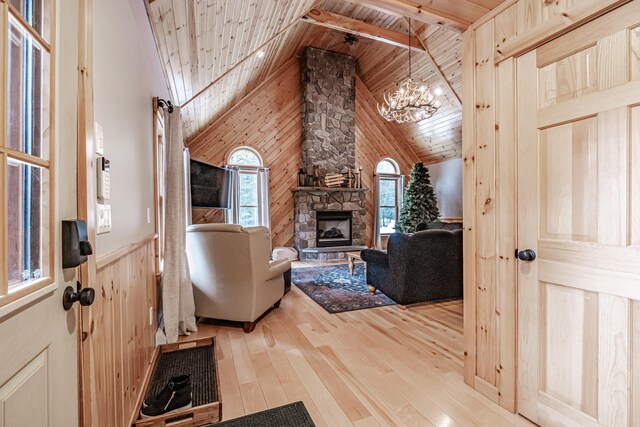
[292,264,395,313]
[210,402,315,426]
[146,343,218,407]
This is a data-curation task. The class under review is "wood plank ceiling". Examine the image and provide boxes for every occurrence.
[147,0,508,163]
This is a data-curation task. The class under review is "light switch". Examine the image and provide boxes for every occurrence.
[97,204,112,234]
[147,207,151,224]
[95,122,104,155]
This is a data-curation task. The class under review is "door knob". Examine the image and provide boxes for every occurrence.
[517,249,536,262]
[63,281,95,311]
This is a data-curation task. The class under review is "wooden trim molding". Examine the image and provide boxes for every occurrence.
[303,8,424,50]
[467,0,517,31]
[494,0,631,63]
[96,234,158,271]
[341,0,469,32]
[438,217,462,223]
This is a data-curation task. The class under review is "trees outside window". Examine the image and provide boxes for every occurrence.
[376,159,402,235]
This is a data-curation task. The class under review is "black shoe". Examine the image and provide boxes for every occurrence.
[140,375,192,418]
[143,375,190,408]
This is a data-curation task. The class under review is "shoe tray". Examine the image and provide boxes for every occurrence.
[132,337,222,427]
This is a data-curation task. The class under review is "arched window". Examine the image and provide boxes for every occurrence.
[226,148,268,228]
[376,158,403,235]
[376,158,399,174]
[228,147,263,167]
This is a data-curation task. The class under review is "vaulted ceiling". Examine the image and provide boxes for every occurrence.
[146,0,508,163]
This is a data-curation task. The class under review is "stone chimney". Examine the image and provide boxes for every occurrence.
[301,47,356,176]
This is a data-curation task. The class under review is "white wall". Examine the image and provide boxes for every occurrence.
[93,0,169,255]
[428,158,463,219]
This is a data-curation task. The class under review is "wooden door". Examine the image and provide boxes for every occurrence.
[517,2,640,426]
[0,0,80,426]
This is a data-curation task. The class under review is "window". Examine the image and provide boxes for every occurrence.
[376,159,402,235]
[1,0,54,306]
[153,103,165,273]
[227,147,267,228]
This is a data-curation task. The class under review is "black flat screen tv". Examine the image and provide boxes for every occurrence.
[189,159,231,209]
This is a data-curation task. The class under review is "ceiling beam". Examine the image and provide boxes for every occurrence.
[343,0,469,32]
[410,21,462,111]
[302,8,424,51]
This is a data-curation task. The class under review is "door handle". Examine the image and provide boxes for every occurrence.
[63,281,95,311]
[517,249,536,262]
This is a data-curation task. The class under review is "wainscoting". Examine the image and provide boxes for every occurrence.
[82,235,158,426]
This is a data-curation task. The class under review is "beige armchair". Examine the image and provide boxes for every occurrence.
[186,224,290,332]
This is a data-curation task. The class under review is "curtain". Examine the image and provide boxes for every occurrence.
[224,165,240,224]
[162,107,198,343]
[399,175,405,214]
[257,168,270,228]
[183,148,192,226]
[372,174,382,249]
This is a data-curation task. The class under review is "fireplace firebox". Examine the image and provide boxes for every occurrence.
[316,211,352,247]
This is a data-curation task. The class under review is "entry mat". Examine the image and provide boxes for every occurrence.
[210,402,315,427]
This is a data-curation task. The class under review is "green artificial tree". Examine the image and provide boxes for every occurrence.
[396,162,440,233]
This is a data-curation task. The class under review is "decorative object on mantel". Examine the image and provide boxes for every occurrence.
[324,173,345,188]
[297,168,306,188]
[312,165,321,187]
[377,18,444,124]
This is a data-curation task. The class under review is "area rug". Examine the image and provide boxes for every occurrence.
[211,402,315,426]
[292,264,395,313]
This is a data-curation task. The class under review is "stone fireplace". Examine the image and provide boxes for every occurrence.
[293,47,367,261]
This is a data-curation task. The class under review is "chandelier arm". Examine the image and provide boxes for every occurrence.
[408,18,412,78]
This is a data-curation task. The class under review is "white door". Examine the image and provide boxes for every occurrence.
[517,2,640,426]
[0,0,81,426]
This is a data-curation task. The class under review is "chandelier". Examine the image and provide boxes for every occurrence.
[378,19,444,124]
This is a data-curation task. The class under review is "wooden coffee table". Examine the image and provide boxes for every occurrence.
[346,251,366,276]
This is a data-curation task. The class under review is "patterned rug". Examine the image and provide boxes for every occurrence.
[292,264,395,313]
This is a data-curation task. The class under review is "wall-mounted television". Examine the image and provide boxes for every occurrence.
[189,159,231,209]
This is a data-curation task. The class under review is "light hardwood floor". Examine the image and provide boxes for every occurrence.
[183,262,534,426]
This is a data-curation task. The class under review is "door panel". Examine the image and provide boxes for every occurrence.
[541,284,598,416]
[631,106,640,246]
[539,119,597,242]
[0,350,49,427]
[517,2,640,425]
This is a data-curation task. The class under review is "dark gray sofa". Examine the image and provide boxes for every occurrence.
[361,227,463,305]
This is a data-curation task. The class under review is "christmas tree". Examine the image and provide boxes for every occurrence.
[396,162,440,233]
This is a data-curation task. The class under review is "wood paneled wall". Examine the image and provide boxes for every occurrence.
[355,76,419,245]
[188,56,419,248]
[462,0,631,413]
[187,58,303,248]
[84,237,158,426]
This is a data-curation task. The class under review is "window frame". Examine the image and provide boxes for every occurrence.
[376,158,403,236]
[0,0,56,308]
[227,146,263,168]
[226,147,265,228]
[153,101,165,275]
[236,166,260,228]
